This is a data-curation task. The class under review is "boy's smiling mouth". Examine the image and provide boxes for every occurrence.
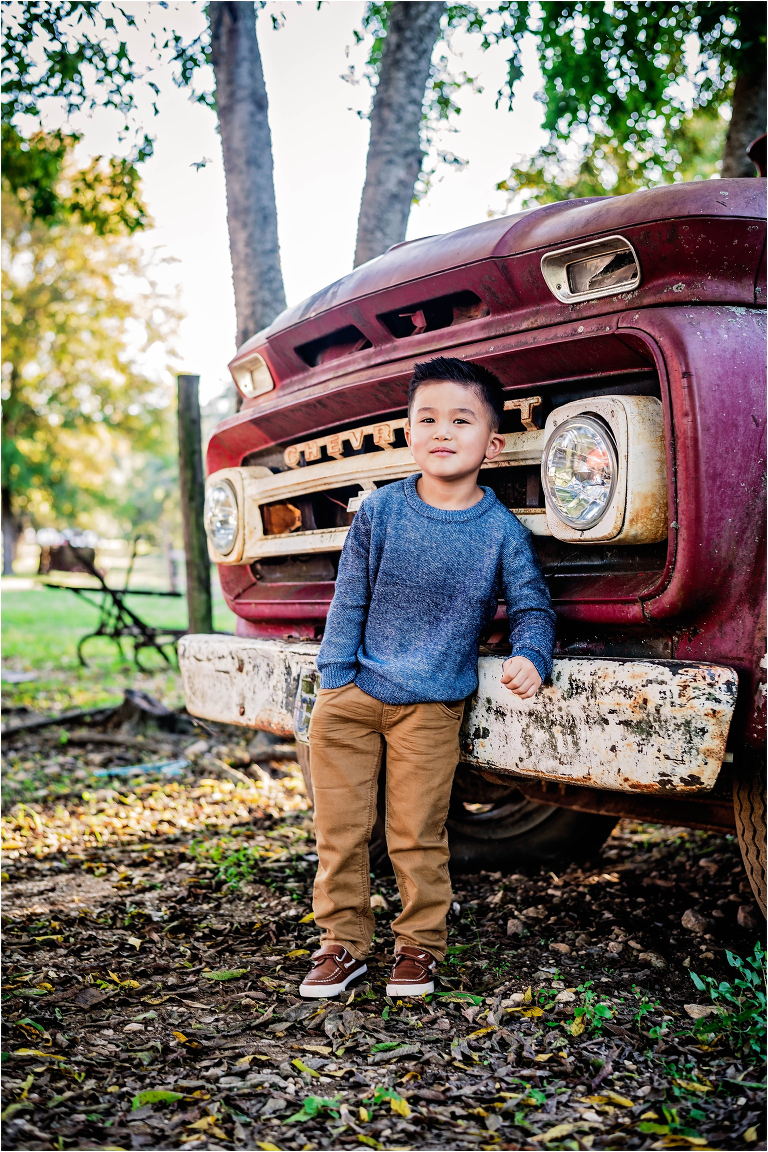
[430,447,455,455]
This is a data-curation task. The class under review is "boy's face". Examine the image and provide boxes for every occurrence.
[405,380,505,481]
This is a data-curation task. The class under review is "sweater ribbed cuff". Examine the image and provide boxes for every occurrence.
[512,646,551,683]
[318,664,357,690]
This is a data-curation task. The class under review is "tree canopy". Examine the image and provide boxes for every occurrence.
[1,1,155,232]
[353,2,764,207]
[1,184,180,539]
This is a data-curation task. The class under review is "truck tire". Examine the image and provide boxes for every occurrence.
[446,796,617,872]
[733,758,767,916]
[445,766,616,872]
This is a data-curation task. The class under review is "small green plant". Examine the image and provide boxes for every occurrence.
[632,987,661,1025]
[687,941,766,1054]
[189,837,264,888]
[284,1095,341,1124]
[568,981,613,1036]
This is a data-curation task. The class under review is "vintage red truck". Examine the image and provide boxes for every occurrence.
[178,177,767,912]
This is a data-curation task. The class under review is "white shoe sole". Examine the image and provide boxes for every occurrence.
[386,979,434,997]
[299,962,367,999]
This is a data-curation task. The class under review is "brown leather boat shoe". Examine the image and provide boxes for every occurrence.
[299,945,367,998]
[386,945,437,997]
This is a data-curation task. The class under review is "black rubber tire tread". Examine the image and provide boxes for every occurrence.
[733,758,767,917]
[446,807,618,874]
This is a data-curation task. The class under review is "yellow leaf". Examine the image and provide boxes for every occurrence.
[673,1079,712,1094]
[293,1044,331,1056]
[745,1127,758,1143]
[286,949,310,958]
[257,1143,283,1151]
[210,1125,230,1140]
[235,1053,271,1066]
[524,986,533,1004]
[172,1031,188,1043]
[35,983,54,991]
[531,1122,579,1143]
[119,980,141,989]
[359,1107,370,1122]
[292,1058,320,1077]
[188,1116,216,1130]
[390,1096,411,1118]
[600,1091,634,1108]
[467,1026,496,1040]
[127,937,143,950]
[298,913,315,924]
[521,1007,544,1018]
[569,1016,585,1036]
[108,972,121,982]
[14,1050,66,1061]
[641,1111,659,1120]
[534,1053,552,1062]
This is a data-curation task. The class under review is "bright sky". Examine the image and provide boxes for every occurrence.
[64,1,549,403]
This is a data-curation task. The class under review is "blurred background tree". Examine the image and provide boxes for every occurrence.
[495,1,766,205]
[2,1,152,231]
[2,4,184,573]
[351,1,765,251]
[1,177,180,572]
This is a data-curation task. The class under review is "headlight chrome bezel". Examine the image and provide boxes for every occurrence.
[541,395,668,544]
[542,414,619,531]
[204,479,240,556]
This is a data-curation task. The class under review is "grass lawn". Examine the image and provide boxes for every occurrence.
[2,581,235,714]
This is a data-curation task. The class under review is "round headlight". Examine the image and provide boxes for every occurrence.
[204,481,239,555]
[542,416,617,529]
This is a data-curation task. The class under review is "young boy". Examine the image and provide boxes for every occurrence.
[299,356,556,999]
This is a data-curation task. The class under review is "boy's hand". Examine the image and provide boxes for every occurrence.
[501,656,542,699]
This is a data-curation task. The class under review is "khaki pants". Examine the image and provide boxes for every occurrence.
[307,682,464,962]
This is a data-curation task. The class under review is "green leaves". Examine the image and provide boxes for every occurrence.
[687,942,766,1054]
[131,1089,183,1110]
[201,968,248,982]
[284,1095,340,1124]
[431,990,484,1005]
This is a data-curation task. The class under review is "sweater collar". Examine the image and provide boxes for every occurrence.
[403,473,497,521]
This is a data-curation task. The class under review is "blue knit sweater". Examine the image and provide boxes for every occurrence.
[317,474,556,704]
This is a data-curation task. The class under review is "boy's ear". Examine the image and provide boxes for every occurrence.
[404,421,412,447]
[484,431,505,462]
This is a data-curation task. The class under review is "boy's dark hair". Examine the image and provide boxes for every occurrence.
[408,357,505,430]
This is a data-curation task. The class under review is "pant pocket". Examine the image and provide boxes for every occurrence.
[435,701,464,721]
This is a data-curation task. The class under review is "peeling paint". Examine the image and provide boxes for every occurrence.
[178,637,737,795]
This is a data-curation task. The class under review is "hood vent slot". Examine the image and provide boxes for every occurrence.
[296,324,371,367]
[378,289,489,339]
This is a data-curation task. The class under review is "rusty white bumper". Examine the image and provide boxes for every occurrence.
[177,635,737,794]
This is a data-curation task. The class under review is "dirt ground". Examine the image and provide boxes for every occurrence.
[2,711,766,1152]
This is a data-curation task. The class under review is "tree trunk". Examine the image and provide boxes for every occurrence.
[177,375,213,636]
[354,1,445,268]
[2,484,18,576]
[209,1,286,353]
[721,14,767,178]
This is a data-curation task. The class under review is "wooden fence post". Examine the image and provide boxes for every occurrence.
[178,374,213,634]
